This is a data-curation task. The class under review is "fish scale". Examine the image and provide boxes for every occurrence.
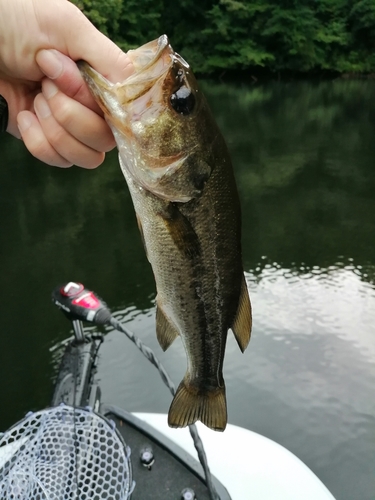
[78,34,252,431]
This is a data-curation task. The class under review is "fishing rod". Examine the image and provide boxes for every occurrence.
[52,281,220,500]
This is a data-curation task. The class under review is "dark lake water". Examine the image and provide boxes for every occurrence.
[1,80,375,500]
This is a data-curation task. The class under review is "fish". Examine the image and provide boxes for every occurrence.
[78,35,252,431]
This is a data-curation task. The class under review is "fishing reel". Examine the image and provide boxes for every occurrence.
[52,282,111,342]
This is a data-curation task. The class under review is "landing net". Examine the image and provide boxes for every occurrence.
[0,405,133,500]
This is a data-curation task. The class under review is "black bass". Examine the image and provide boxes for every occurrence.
[78,35,252,431]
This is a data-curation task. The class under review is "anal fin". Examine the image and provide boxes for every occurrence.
[231,274,252,352]
[168,379,227,431]
[156,300,179,351]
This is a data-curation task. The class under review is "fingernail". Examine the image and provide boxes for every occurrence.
[43,79,58,100]
[35,95,51,119]
[17,113,32,133]
[37,49,63,79]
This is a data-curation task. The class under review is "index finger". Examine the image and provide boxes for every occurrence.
[36,49,102,113]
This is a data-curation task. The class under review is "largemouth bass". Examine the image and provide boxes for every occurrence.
[78,35,252,431]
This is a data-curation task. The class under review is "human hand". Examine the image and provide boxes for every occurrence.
[0,0,133,168]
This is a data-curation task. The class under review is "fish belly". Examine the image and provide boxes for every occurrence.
[121,154,245,431]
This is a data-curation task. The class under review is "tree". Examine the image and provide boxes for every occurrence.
[69,0,375,75]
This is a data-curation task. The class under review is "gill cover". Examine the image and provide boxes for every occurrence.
[79,36,211,203]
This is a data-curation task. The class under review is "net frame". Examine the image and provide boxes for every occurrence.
[0,404,134,500]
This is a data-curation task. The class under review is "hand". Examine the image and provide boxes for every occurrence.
[0,0,133,168]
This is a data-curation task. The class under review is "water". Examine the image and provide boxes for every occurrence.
[1,80,374,500]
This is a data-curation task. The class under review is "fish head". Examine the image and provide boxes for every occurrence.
[78,35,213,202]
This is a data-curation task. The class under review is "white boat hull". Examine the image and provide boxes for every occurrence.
[134,413,336,500]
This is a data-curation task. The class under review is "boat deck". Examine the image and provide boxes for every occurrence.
[103,405,230,500]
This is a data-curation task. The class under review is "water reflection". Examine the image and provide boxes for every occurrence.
[92,265,374,499]
[1,80,375,500]
[248,258,375,360]
[96,260,375,500]
[201,82,375,301]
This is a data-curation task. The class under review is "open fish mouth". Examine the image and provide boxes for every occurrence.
[77,35,198,201]
[126,35,190,84]
[126,35,172,82]
[77,35,180,119]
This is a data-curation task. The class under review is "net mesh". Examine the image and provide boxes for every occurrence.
[0,405,134,500]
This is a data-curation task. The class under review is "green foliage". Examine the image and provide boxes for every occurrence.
[70,0,123,37]
[70,0,163,49]
[116,0,163,50]
[349,0,375,48]
[70,0,375,75]
[198,0,275,72]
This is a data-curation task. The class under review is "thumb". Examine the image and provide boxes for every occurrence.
[36,0,133,83]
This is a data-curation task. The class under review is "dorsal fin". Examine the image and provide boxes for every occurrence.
[231,275,252,352]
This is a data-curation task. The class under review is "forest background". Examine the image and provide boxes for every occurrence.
[71,0,375,76]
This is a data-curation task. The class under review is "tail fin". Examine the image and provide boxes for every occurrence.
[168,379,227,431]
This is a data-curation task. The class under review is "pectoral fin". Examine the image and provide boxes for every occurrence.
[231,275,252,352]
[135,213,149,260]
[156,299,179,351]
[160,203,200,260]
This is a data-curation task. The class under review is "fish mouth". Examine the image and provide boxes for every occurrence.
[78,36,196,202]
[126,35,172,83]
[77,35,178,121]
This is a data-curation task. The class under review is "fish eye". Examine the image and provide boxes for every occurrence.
[170,86,195,115]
